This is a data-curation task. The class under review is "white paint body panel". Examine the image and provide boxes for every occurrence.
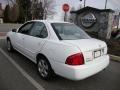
[7,20,109,81]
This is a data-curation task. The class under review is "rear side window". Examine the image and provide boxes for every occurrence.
[29,22,48,38]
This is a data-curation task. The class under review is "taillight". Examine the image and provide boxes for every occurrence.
[65,53,84,65]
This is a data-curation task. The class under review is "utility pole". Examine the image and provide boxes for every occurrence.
[105,0,108,9]
[79,0,86,8]
[84,0,86,7]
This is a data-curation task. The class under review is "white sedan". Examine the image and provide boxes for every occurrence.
[6,20,109,81]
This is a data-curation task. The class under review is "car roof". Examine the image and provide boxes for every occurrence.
[30,20,70,24]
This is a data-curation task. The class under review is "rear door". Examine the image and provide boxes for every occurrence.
[23,22,48,61]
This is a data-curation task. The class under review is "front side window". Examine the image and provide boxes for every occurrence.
[30,22,48,38]
[51,23,91,40]
[18,22,33,35]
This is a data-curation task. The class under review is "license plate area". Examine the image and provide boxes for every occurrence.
[94,50,101,58]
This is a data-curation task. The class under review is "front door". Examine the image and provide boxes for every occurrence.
[23,22,48,62]
[15,22,34,53]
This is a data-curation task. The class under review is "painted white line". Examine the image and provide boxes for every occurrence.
[0,48,45,90]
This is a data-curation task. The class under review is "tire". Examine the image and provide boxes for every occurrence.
[7,39,14,52]
[37,56,54,80]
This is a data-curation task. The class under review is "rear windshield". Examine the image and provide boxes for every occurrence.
[51,23,91,40]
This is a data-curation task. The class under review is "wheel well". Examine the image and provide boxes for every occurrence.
[36,53,55,74]
[36,53,55,78]
[36,53,48,64]
[7,37,10,41]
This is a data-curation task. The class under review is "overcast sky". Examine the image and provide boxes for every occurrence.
[1,0,120,20]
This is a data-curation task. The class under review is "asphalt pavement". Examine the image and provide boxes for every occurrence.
[0,39,120,90]
[0,51,37,90]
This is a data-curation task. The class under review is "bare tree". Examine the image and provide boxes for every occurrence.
[6,0,19,22]
[43,0,56,19]
[6,0,18,6]
[3,4,10,22]
[31,0,44,19]
[31,0,56,20]
[9,4,19,22]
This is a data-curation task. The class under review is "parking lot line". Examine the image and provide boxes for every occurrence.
[0,48,45,90]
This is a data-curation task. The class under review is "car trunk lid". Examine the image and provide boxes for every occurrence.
[62,38,107,63]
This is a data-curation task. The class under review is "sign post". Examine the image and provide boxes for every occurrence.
[63,4,70,21]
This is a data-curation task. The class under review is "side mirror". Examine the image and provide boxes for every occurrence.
[12,29,17,32]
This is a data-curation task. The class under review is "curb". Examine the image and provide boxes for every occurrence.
[0,32,7,36]
[0,36,6,39]
[110,54,120,62]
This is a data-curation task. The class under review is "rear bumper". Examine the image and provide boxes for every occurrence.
[53,55,109,81]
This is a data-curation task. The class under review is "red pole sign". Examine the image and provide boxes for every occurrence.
[63,4,70,12]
